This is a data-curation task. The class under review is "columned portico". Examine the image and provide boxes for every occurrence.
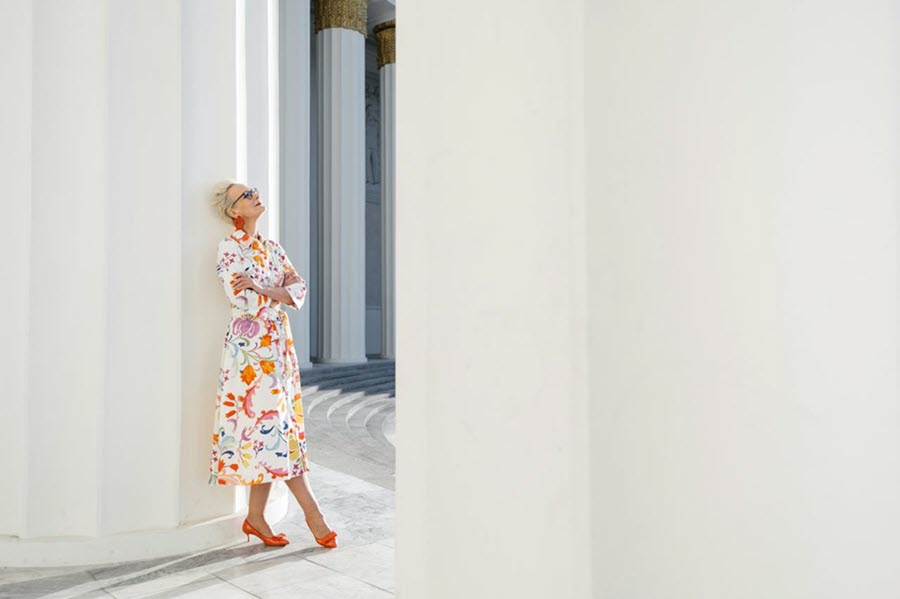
[314,0,368,364]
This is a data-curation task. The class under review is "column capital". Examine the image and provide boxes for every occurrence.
[314,0,368,36]
[373,20,395,68]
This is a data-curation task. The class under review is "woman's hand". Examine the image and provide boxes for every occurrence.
[231,272,263,294]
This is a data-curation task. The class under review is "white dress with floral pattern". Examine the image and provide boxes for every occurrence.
[208,228,310,486]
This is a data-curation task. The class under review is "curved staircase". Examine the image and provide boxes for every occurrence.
[299,359,396,489]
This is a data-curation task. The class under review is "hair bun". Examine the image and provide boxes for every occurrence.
[211,179,238,222]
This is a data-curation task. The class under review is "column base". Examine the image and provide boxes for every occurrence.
[0,488,290,567]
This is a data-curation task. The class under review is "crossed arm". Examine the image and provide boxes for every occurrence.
[231,271,303,308]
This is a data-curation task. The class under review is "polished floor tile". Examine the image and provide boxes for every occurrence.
[2,362,396,599]
[1,462,395,598]
[306,542,394,593]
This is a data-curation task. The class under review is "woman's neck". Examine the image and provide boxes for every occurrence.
[240,220,259,238]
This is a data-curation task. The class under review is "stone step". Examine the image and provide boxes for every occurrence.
[382,412,396,446]
[302,369,396,394]
[366,403,395,448]
[306,390,393,437]
[304,375,396,410]
[301,365,395,387]
[334,392,395,438]
[307,386,396,465]
[316,382,395,427]
[298,359,395,489]
[299,360,394,384]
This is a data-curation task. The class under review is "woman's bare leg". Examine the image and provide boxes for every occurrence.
[284,473,333,537]
[246,482,276,537]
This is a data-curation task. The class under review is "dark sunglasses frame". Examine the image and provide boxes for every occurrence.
[233,187,259,203]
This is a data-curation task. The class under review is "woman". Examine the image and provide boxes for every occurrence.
[208,180,337,549]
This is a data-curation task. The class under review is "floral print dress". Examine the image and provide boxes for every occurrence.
[208,228,310,486]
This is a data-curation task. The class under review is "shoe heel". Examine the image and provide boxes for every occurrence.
[305,516,338,548]
[242,518,290,547]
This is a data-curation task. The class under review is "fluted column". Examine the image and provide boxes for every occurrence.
[315,0,368,364]
[0,0,295,567]
[0,0,273,566]
[375,19,395,360]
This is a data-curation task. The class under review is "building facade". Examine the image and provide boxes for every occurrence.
[284,0,396,366]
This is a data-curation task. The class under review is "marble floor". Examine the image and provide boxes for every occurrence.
[1,360,397,599]
[0,461,395,599]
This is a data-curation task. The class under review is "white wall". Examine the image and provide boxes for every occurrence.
[396,0,590,596]
[585,1,900,596]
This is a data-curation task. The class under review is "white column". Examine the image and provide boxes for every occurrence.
[396,0,591,596]
[375,19,395,360]
[104,0,182,537]
[279,0,313,368]
[0,0,286,566]
[315,0,368,364]
[181,0,274,531]
[586,2,900,596]
[21,0,110,542]
[0,0,32,541]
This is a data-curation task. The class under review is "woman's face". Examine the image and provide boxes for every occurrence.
[226,184,265,220]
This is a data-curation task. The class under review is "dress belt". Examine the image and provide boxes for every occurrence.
[256,305,284,321]
[230,305,285,321]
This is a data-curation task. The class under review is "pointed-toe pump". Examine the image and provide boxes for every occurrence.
[305,516,338,548]
[242,518,290,546]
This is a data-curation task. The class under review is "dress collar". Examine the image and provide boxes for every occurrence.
[229,227,266,248]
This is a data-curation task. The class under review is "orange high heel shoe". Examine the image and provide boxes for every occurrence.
[242,518,290,546]
[305,515,337,548]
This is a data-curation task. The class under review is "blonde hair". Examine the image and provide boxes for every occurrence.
[210,179,240,223]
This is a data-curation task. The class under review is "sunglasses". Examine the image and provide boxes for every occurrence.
[232,187,259,204]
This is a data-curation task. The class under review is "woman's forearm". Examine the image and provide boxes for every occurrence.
[258,285,295,307]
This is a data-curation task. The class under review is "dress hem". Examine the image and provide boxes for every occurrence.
[208,465,311,487]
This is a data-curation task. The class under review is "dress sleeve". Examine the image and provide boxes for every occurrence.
[273,241,308,311]
[217,238,264,315]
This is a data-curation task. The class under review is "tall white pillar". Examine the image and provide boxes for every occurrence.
[315,0,368,364]
[0,0,286,566]
[279,0,313,368]
[0,0,32,542]
[180,0,244,532]
[375,19,395,360]
[586,2,900,596]
[396,0,591,596]
[22,0,110,542]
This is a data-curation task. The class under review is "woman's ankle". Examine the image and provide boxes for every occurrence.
[247,511,267,522]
